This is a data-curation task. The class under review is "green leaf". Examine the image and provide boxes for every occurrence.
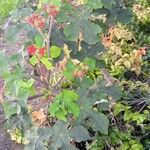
[56,2,74,23]
[49,102,59,116]
[55,109,67,122]
[63,59,76,80]
[97,99,110,111]
[35,34,44,47]
[65,59,76,71]
[98,81,122,101]
[124,110,132,121]
[49,121,78,150]
[82,58,96,71]
[49,90,79,121]
[70,41,105,61]
[96,59,105,69]
[63,70,74,81]
[117,8,133,24]
[114,103,127,115]
[19,79,35,89]
[101,0,115,8]
[10,8,33,22]
[41,57,52,70]
[82,21,102,44]
[5,25,21,43]
[9,53,21,62]
[136,114,147,125]
[87,0,102,9]
[26,78,35,88]
[76,78,109,134]
[64,9,102,44]
[29,55,38,66]
[0,51,9,73]
[88,110,109,134]
[25,127,53,150]
[70,125,91,142]
[130,144,143,150]
[64,18,80,42]
[50,46,62,58]
[2,102,21,119]
[119,142,130,150]
[6,109,32,130]
[63,90,79,103]
[68,102,80,117]
[50,0,61,7]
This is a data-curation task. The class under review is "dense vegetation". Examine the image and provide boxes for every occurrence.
[0,0,22,25]
[0,0,149,150]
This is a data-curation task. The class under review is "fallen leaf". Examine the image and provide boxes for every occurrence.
[31,108,46,126]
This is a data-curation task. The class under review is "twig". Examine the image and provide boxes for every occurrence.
[6,93,44,103]
[27,60,49,89]
[53,76,64,88]
[139,102,147,112]
[28,93,44,101]
[30,74,43,85]
[37,58,44,77]
[47,16,54,85]
[47,15,54,58]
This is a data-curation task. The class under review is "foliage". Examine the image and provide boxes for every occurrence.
[0,0,149,150]
[49,90,80,121]
[102,25,148,76]
[0,0,23,24]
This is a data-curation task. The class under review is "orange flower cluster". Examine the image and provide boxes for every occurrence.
[26,14,45,29]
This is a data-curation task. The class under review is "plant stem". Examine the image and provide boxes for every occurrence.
[53,76,64,88]
[27,93,44,101]
[47,15,54,85]
[27,61,49,89]
[47,15,54,58]
[7,93,44,103]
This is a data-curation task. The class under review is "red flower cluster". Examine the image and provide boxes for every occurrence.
[39,47,45,56]
[43,4,59,17]
[27,45,37,55]
[27,45,46,57]
[26,14,45,29]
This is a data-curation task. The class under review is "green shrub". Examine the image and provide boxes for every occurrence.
[0,0,20,24]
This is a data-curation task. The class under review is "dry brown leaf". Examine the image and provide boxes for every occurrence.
[31,108,46,126]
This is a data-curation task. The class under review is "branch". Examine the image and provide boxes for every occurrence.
[27,59,49,89]
[53,76,64,88]
[47,15,54,85]
[6,93,44,103]
[27,93,44,101]
[47,15,54,58]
